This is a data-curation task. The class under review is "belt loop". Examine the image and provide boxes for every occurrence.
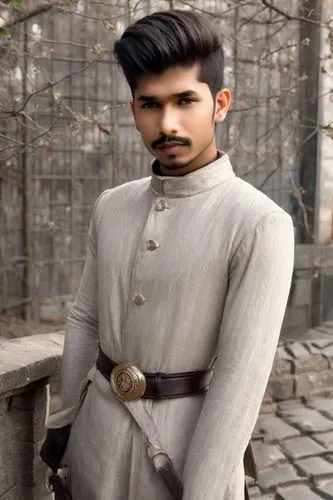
[152,372,162,399]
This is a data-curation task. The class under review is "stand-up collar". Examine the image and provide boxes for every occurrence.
[150,152,235,198]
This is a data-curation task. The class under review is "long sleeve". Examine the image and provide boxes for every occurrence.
[46,195,103,429]
[182,210,294,499]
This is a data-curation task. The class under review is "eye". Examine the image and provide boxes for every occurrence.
[141,102,159,109]
[178,98,196,105]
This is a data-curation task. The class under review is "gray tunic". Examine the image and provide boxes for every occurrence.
[47,153,294,500]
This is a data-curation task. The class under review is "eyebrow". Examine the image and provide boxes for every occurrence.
[137,90,199,102]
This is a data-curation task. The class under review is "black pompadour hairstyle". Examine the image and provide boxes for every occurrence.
[113,10,224,97]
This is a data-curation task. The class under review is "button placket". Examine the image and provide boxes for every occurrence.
[144,198,170,253]
[127,198,171,314]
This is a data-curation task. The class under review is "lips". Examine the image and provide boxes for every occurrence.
[158,143,186,154]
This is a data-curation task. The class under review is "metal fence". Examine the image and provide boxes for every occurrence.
[0,0,323,327]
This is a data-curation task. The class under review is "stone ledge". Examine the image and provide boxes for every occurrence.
[0,333,64,397]
[0,332,63,500]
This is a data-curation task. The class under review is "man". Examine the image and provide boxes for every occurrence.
[41,10,294,500]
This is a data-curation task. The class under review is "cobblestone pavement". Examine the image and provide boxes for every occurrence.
[249,396,333,499]
[248,323,333,499]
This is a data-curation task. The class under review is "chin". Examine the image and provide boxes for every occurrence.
[159,155,193,169]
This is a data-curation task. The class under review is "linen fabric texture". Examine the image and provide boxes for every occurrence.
[46,153,294,500]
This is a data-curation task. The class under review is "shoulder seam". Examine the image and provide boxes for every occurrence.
[233,209,290,258]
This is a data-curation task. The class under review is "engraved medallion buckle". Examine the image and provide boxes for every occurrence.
[110,362,147,401]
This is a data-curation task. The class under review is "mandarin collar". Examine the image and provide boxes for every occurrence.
[150,152,235,198]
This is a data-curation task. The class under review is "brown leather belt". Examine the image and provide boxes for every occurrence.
[96,347,215,400]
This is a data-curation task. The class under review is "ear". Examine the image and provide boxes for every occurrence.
[213,88,231,124]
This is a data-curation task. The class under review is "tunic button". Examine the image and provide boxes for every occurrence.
[146,239,159,251]
[133,294,146,305]
[156,199,169,211]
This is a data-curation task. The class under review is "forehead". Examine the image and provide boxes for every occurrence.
[134,64,210,99]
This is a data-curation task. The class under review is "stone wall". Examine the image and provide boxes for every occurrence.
[264,321,333,413]
[282,245,333,340]
[0,334,63,500]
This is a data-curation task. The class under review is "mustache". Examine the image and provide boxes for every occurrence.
[151,135,192,149]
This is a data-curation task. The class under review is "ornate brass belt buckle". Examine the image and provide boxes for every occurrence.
[110,362,147,401]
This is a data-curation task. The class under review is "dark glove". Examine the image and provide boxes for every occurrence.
[40,425,72,499]
[40,425,71,471]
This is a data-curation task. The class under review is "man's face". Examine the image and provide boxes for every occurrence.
[131,64,231,176]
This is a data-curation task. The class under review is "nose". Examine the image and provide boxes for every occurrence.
[159,107,179,136]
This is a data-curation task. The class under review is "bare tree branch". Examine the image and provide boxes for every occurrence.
[0,60,96,118]
[0,3,53,29]
[258,161,278,190]
[288,169,313,239]
[0,131,24,146]
[54,3,145,22]
[261,0,325,26]
[0,115,59,171]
